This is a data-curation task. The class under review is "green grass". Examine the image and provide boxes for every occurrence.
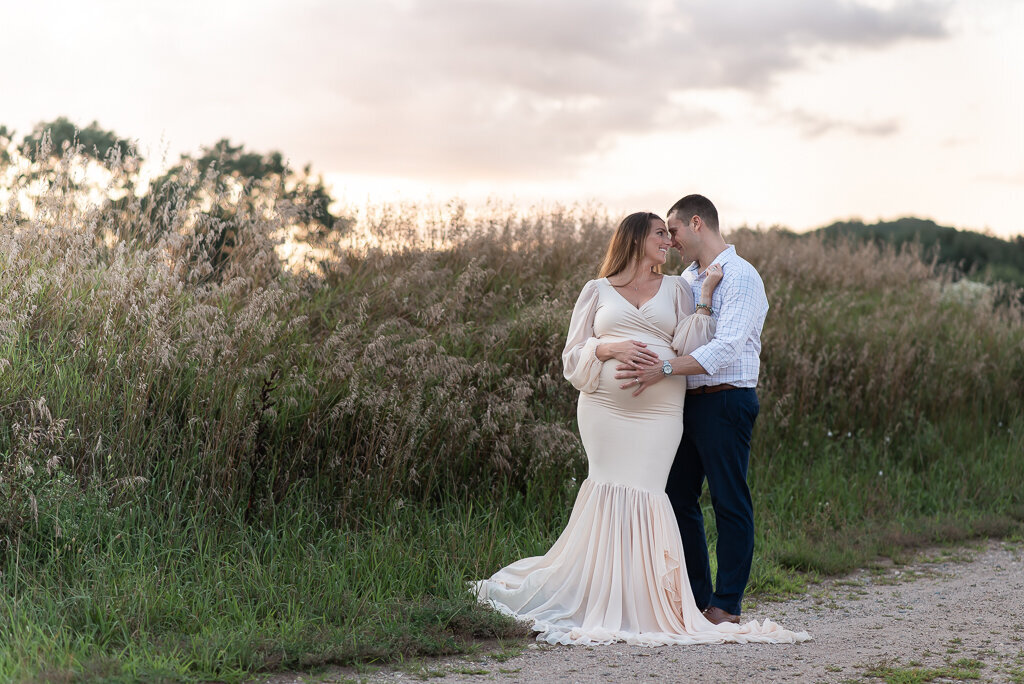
[2,168,1023,681]
[2,490,543,682]
[866,658,984,683]
[4,430,1023,681]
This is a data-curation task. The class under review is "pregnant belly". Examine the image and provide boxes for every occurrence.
[583,343,685,417]
[576,345,686,491]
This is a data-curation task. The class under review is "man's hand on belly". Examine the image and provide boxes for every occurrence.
[614,362,668,397]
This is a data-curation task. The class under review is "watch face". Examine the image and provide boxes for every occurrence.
[663,361,672,375]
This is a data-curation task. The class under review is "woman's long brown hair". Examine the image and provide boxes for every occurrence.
[598,212,662,279]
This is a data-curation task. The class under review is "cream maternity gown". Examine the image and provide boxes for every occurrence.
[473,276,809,646]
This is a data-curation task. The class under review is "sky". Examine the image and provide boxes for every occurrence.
[2,0,1022,236]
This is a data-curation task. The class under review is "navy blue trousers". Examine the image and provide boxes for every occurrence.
[667,388,758,616]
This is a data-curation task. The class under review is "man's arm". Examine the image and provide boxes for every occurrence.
[613,346,709,396]
[666,354,708,376]
[685,270,767,377]
[614,267,766,395]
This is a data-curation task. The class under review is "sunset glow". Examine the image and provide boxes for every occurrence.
[3,0,1021,235]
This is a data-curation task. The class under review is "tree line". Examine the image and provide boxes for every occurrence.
[4,117,1021,292]
[0,117,348,276]
[811,217,1024,291]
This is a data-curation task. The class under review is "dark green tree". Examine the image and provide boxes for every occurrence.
[815,217,1024,298]
[15,117,140,197]
[0,125,14,167]
[143,138,348,279]
[4,118,350,280]
[18,116,135,164]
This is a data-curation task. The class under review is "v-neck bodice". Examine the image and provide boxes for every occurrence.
[593,277,676,348]
[604,275,667,311]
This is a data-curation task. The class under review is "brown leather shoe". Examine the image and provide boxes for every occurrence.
[702,606,741,625]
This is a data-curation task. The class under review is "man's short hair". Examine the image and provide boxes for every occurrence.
[667,194,719,232]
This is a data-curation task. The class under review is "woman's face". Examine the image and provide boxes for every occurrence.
[644,218,672,266]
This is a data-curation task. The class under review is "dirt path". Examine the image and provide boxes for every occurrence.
[271,540,1024,683]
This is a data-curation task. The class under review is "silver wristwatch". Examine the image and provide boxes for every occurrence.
[662,360,673,376]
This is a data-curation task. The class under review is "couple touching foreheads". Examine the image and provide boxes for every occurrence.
[474,194,810,646]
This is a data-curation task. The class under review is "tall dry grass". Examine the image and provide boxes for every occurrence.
[3,147,1024,539]
[749,229,1023,442]
[3,147,1024,679]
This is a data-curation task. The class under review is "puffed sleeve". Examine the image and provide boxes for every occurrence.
[562,279,603,393]
[670,277,715,357]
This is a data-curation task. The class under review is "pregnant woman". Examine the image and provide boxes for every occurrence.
[473,212,808,646]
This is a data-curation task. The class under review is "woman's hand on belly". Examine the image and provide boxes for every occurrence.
[596,340,660,369]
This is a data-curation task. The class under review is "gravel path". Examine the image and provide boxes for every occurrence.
[269,540,1024,683]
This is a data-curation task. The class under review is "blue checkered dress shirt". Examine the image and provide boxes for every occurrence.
[682,245,769,389]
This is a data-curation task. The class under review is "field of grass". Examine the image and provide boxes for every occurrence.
[2,159,1023,681]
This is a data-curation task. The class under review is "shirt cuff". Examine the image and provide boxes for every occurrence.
[689,345,720,376]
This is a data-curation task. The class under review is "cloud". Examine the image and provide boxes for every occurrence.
[784,109,902,138]
[296,0,948,177]
[0,0,950,179]
[977,169,1024,186]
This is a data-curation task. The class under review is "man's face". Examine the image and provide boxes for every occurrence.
[667,214,696,260]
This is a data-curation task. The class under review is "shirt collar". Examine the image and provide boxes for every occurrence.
[685,245,736,278]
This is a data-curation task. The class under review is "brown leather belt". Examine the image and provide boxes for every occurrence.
[687,383,739,396]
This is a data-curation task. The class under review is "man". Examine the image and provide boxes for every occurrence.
[615,194,769,625]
